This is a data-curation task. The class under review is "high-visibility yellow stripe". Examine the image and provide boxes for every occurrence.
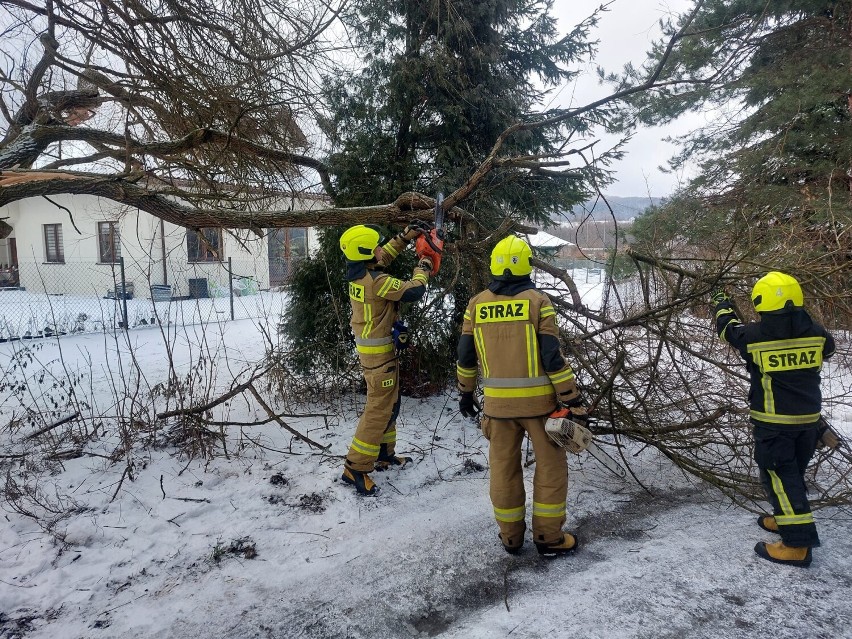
[383,243,399,258]
[361,303,372,339]
[531,325,540,375]
[720,319,741,343]
[716,307,736,319]
[484,385,555,398]
[355,336,392,346]
[750,411,821,425]
[525,324,537,378]
[746,337,826,353]
[378,277,401,297]
[761,371,775,414]
[767,468,817,530]
[494,505,525,522]
[350,437,380,456]
[775,513,815,526]
[356,343,395,354]
[548,368,575,384]
[381,430,396,444]
[464,310,471,320]
[474,327,490,379]
[413,274,428,285]
[457,363,477,377]
[532,501,566,518]
[768,469,795,517]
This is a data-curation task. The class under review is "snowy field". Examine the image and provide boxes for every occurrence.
[2,273,852,639]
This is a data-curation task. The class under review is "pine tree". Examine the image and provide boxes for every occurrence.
[284,0,612,379]
[327,0,598,219]
[623,0,852,322]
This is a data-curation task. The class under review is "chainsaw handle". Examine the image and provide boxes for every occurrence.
[423,229,444,254]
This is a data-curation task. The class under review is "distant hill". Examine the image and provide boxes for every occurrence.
[560,195,662,222]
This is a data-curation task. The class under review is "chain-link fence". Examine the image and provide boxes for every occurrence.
[0,257,299,341]
[547,258,607,283]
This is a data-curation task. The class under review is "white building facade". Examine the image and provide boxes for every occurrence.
[0,193,322,300]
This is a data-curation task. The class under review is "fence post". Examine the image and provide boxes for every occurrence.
[119,256,129,330]
[228,257,234,321]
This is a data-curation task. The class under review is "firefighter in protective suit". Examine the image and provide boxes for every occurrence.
[712,272,835,567]
[456,235,587,556]
[339,223,438,496]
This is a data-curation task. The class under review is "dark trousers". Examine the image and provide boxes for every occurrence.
[753,425,820,547]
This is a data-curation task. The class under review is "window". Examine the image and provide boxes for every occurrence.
[43,224,64,263]
[98,222,121,263]
[268,228,308,286]
[268,228,308,260]
[288,228,308,259]
[187,228,223,262]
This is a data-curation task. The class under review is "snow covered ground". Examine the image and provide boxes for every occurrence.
[0,288,289,339]
[1,274,852,639]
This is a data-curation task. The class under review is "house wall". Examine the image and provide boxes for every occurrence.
[0,193,324,298]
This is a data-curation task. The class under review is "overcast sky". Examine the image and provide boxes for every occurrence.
[551,0,698,199]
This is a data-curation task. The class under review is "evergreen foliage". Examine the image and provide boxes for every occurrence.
[280,229,351,376]
[622,0,852,325]
[284,0,616,382]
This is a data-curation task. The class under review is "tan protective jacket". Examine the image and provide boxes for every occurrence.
[457,284,579,418]
[348,236,429,361]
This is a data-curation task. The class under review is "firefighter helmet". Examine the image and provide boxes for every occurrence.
[751,271,803,313]
[340,225,383,261]
[490,235,533,277]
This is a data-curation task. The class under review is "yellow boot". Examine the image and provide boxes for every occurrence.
[757,515,779,533]
[341,467,378,496]
[535,533,579,558]
[754,540,812,567]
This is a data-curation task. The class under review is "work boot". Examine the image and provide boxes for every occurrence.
[499,530,525,555]
[535,533,579,558]
[374,454,413,472]
[341,467,378,496]
[754,541,812,568]
[757,514,779,533]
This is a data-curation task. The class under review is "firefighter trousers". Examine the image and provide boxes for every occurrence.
[482,415,568,547]
[345,356,400,473]
[753,424,820,547]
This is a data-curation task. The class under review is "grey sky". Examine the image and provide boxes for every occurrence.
[552,0,698,199]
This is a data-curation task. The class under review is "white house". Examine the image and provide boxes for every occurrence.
[524,229,573,256]
[0,192,324,300]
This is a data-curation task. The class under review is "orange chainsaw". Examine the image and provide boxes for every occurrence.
[414,193,445,275]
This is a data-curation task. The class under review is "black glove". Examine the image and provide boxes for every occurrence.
[459,392,480,418]
[417,257,433,272]
[710,289,730,306]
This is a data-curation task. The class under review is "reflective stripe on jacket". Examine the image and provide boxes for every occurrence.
[347,236,429,359]
[714,300,835,427]
[457,285,579,418]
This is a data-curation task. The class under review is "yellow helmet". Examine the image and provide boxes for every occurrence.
[751,271,803,313]
[340,224,382,261]
[490,235,532,277]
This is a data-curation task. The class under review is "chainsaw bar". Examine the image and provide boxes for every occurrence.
[434,192,445,233]
[545,414,628,480]
[585,440,628,480]
[423,192,446,254]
